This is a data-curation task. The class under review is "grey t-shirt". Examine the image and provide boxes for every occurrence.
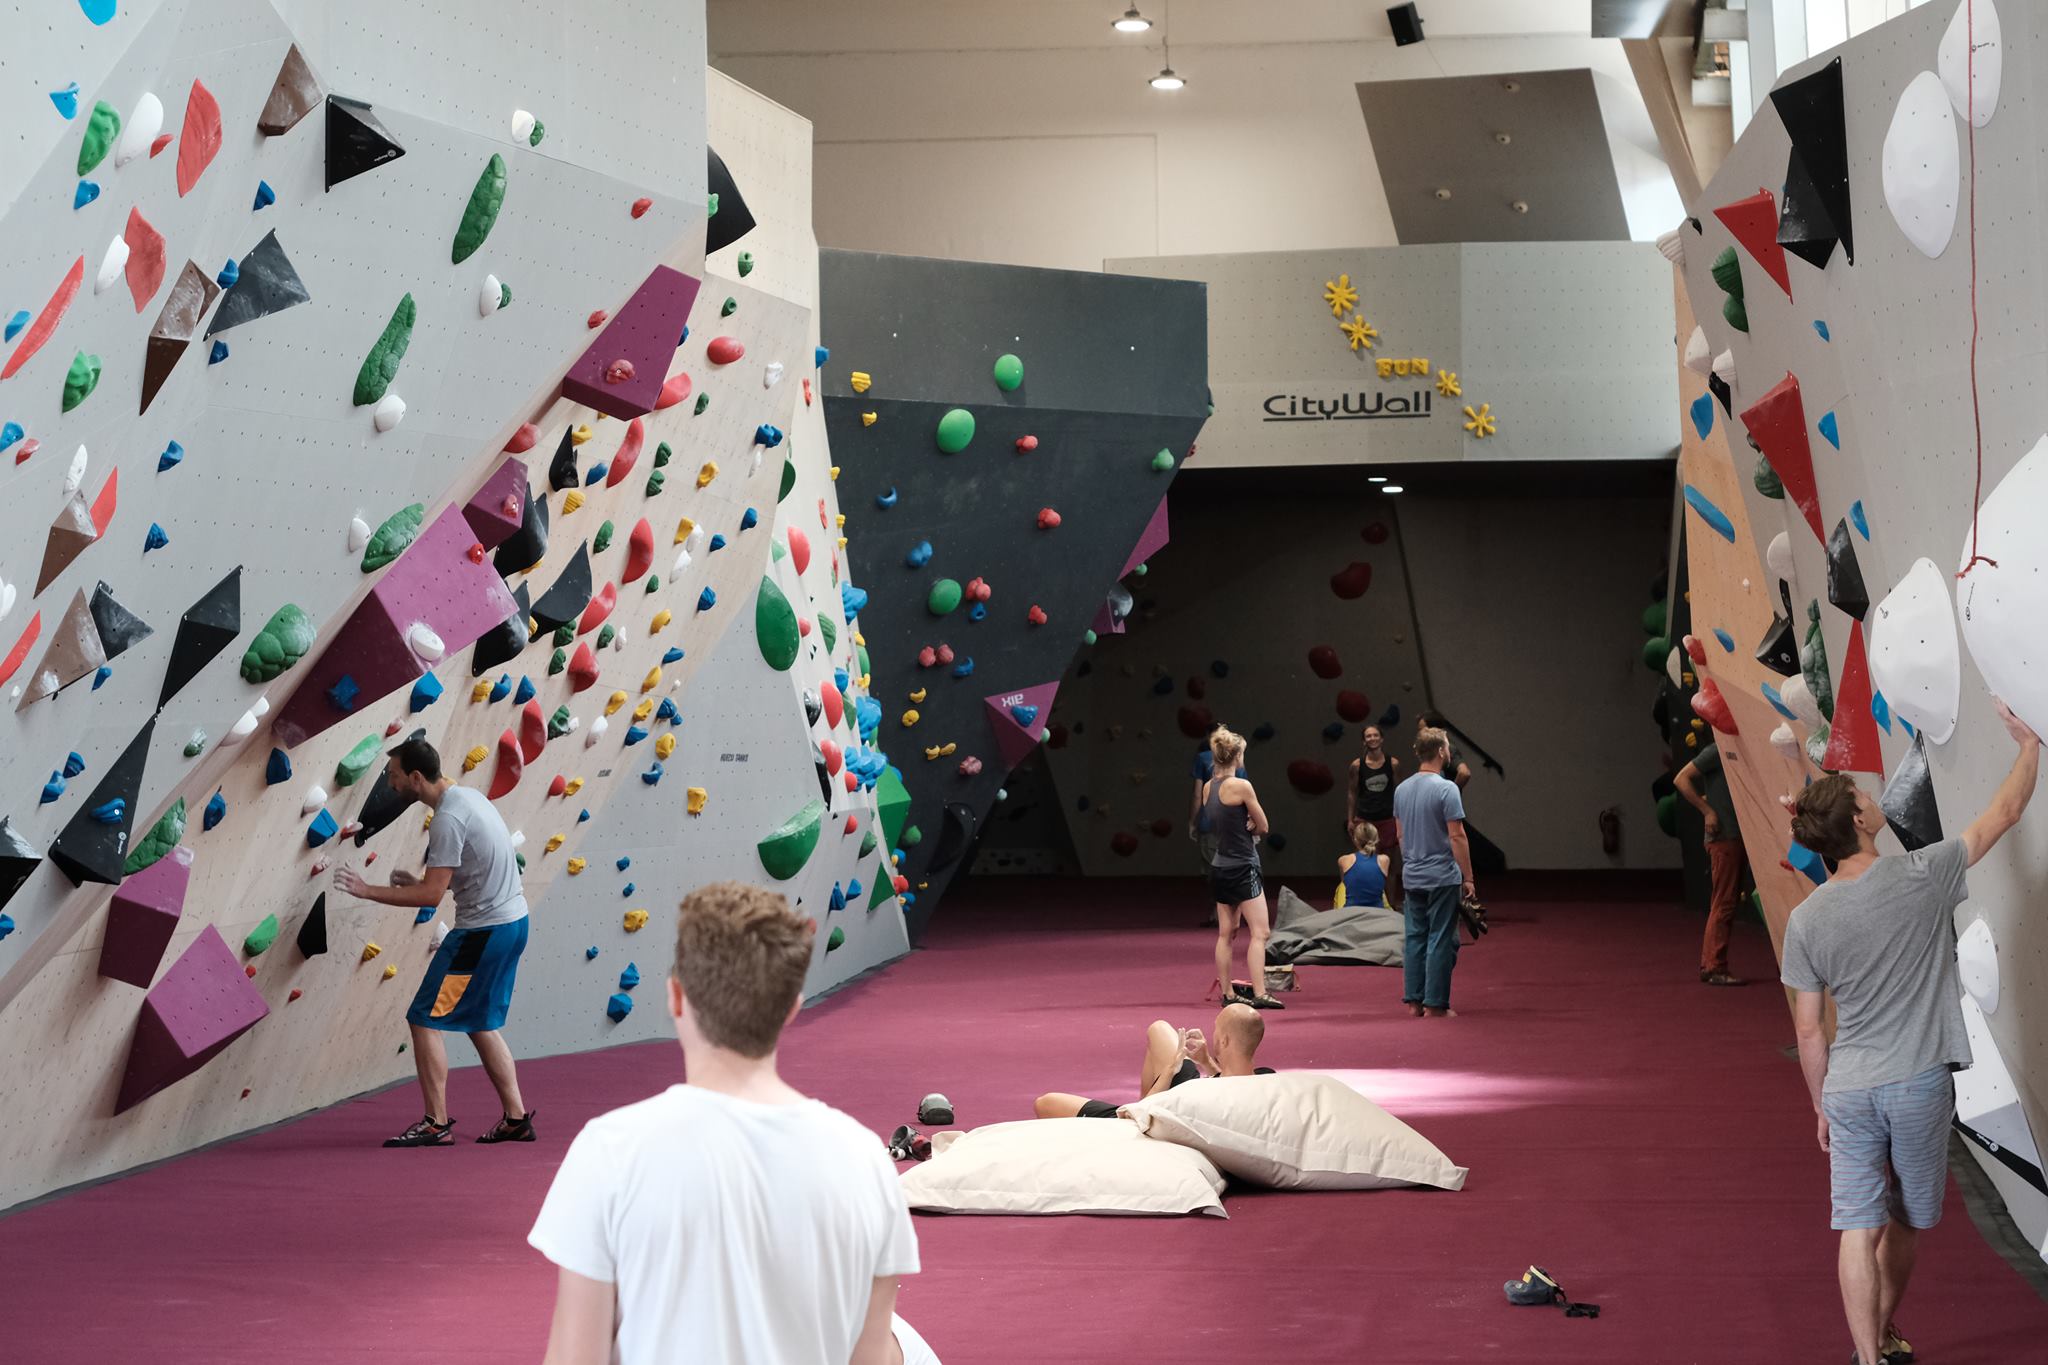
[426,785,529,929]
[1778,838,1973,1094]
[1690,744,1739,839]
[1393,772,1466,890]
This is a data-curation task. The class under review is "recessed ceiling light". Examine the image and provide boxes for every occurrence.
[1433,187,1452,201]
[1381,484,1405,494]
[1368,475,1388,483]
[1510,199,1529,214]
[1113,6,1153,32]
[1149,66,1185,90]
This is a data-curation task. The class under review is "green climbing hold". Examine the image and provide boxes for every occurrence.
[827,925,845,952]
[183,732,208,758]
[123,799,187,876]
[770,540,786,564]
[901,824,923,847]
[859,828,877,857]
[1753,453,1784,499]
[78,100,120,176]
[779,458,796,502]
[594,519,615,554]
[720,297,737,317]
[1640,601,1667,637]
[645,470,666,496]
[1133,564,1148,577]
[515,851,527,873]
[707,192,719,217]
[1802,599,1835,722]
[757,798,825,880]
[548,647,567,675]
[243,913,281,956]
[242,604,316,682]
[1084,629,1098,645]
[547,704,573,739]
[597,623,616,651]
[1640,636,1669,672]
[738,252,755,277]
[1655,791,1678,837]
[499,282,513,309]
[553,622,576,648]
[62,351,101,412]
[927,578,962,615]
[1710,246,1744,299]
[877,768,912,850]
[653,441,672,468]
[451,153,507,264]
[694,393,709,415]
[1150,449,1175,472]
[362,503,425,571]
[935,408,976,454]
[1722,295,1749,333]
[336,734,382,788]
[818,612,837,652]
[992,353,1023,392]
[645,574,660,593]
[855,643,871,680]
[756,576,800,671]
[528,119,545,147]
[353,293,416,407]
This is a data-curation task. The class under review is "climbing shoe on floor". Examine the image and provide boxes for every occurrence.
[1701,970,1748,986]
[476,1111,537,1144]
[1503,1265,1599,1318]
[384,1115,455,1147]
[888,1125,932,1162]
[917,1093,954,1125]
[1244,994,1287,1010]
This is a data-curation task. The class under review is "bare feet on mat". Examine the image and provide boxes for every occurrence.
[1404,1002,1424,1017]
[1423,1007,1457,1019]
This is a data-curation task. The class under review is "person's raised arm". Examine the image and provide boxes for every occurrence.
[1962,700,2042,867]
[334,862,452,907]
[1447,820,1474,897]
[1791,988,1831,1154]
[850,1277,903,1365]
[541,1267,616,1365]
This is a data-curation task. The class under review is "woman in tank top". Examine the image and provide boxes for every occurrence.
[1203,727,1284,1010]
[1347,724,1404,906]
[1336,821,1392,909]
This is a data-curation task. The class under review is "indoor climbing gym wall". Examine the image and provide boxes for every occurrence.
[1671,0,2047,1255]
[0,0,901,1209]
[820,251,1210,936]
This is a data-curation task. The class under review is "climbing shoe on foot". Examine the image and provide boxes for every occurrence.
[917,1093,954,1125]
[1245,994,1286,1010]
[476,1110,537,1144]
[384,1115,455,1147]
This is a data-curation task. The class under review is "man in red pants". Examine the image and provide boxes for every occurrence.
[1675,742,1748,985]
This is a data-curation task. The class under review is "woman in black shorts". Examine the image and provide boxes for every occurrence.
[1203,727,1283,1009]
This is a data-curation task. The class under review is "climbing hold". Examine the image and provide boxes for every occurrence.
[697,587,717,612]
[353,294,416,407]
[936,409,976,453]
[697,461,718,488]
[1683,485,1737,543]
[1286,760,1334,795]
[992,354,1023,391]
[326,95,405,189]
[62,351,102,412]
[1826,518,1869,620]
[157,440,184,473]
[306,809,339,847]
[1307,645,1342,679]
[927,579,963,615]
[362,503,425,571]
[1818,410,1841,450]
[203,792,226,831]
[241,603,315,682]
[244,915,281,957]
[755,424,784,448]
[707,336,745,365]
[1151,449,1175,472]
[1330,563,1372,600]
[143,522,170,553]
[208,340,228,364]
[372,394,407,433]
[336,735,381,788]
[758,798,826,880]
[76,180,102,210]
[452,154,508,263]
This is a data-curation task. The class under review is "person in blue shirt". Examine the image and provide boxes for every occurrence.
[1336,821,1391,909]
[1392,727,1475,1018]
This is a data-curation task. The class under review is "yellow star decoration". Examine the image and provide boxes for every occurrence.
[1340,314,1378,352]
[1435,369,1462,398]
[1462,402,1498,439]
[1323,273,1359,318]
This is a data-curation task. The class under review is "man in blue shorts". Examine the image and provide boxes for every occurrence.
[1783,701,2038,1365]
[336,735,535,1147]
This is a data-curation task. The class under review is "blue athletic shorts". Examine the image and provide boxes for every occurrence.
[1822,1065,1954,1231]
[406,917,529,1033]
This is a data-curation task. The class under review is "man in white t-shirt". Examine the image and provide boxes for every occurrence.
[528,881,920,1365]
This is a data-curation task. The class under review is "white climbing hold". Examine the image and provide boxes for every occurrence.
[407,622,446,663]
[1769,722,1801,760]
[1955,434,2048,740]
[1938,0,2001,129]
[95,235,130,294]
[1710,350,1736,388]
[610,628,629,652]
[302,784,329,814]
[672,546,692,575]
[585,714,608,748]
[63,445,87,497]
[1779,674,1824,728]
[1654,226,1685,265]
[373,394,407,433]
[1766,531,1795,583]
[511,109,536,140]
[434,920,450,947]
[0,577,15,624]
[764,361,785,388]
[114,91,164,168]
[1664,646,1683,690]
[348,514,371,553]
[1883,71,1960,259]
[1682,326,1710,376]
[479,274,503,318]
[222,696,270,747]
[508,829,527,848]
[1869,557,1960,745]
[1957,917,2000,1013]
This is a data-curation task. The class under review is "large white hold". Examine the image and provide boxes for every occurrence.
[63,445,87,496]
[1780,674,1825,728]
[1882,70,1960,259]
[1956,434,2048,739]
[95,235,130,294]
[1682,326,1711,376]
[479,273,503,318]
[373,393,407,432]
[407,623,446,663]
[221,696,271,748]
[1957,917,2000,1013]
[1766,531,1795,583]
[1938,0,2001,128]
[1869,557,1961,744]
[113,91,164,168]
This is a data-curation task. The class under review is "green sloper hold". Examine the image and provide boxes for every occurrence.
[353,293,416,406]
[901,824,923,847]
[927,578,962,615]
[549,647,567,674]
[653,442,672,468]
[362,503,425,571]
[243,913,281,956]
[123,799,187,876]
[818,612,837,652]
[1655,791,1678,837]
[645,574,660,593]
[645,470,665,496]
[451,153,507,264]
[528,120,545,147]
[770,540,786,564]
[706,192,719,217]
[63,351,102,412]
[242,603,316,682]
[552,622,575,647]
[1710,246,1745,299]
[935,408,975,454]
[1640,636,1668,671]
[826,925,845,952]
[859,828,877,857]
[79,100,121,175]
[1802,599,1835,722]
[336,734,382,787]
[992,353,1023,391]
[779,459,796,502]
[597,623,615,650]
[499,282,512,309]
[877,768,912,850]
[757,798,825,880]
[1150,449,1175,472]
[756,576,800,671]
[594,519,615,553]
[1640,601,1666,637]
[547,704,572,738]
[1754,453,1784,499]
[1722,295,1749,334]
[856,643,870,680]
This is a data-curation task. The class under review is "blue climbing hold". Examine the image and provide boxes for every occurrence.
[208,340,228,364]
[1713,628,1735,652]
[740,507,759,530]
[661,646,684,664]
[327,674,360,712]
[1322,721,1346,742]
[1379,705,1402,728]
[876,488,899,509]
[905,541,932,568]
[1787,839,1828,886]
[754,424,784,448]
[0,915,12,941]
[79,0,117,24]
[1076,795,1091,812]
[606,992,634,1021]
[1252,722,1276,741]
[144,522,170,552]
[1211,660,1230,679]
[841,584,868,620]
[414,906,435,924]
[586,946,600,960]
[616,855,631,871]
[203,791,227,831]
[489,674,512,703]
[1813,320,1831,342]
[216,259,239,290]
[89,798,126,825]
[74,180,100,209]
[623,725,648,746]
[157,440,184,472]
[306,809,338,847]
[64,751,86,778]
[620,962,640,990]
[1682,484,1736,543]
[578,808,591,823]
[252,179,275,211]
[621,882,635,897]
[1850,501,1869,539]
[1818,411,1840,449]
[1,421,23,453]
[1761,682,1799,721]
[266,748,293,784]
[92,665,112,689]
[51,83,81,119]
[655,697,679,723]
[951,657,975,678]
[641,762,663,785]
[1872,689,1892,735]
[828,884,846,912]
[1010,704,1040,728]
[584,462,609,486]
[679,326,690,346]
[968,602,986,622]
[513,675,536,705]
[3,313,26,343]
[856,696,881,737]
[40,773,64,805]
[1689,392,1715,439]
[1150,676,1174,696]
[815,345,830,368]
[697,587,717,611]
[708,533,726,552]
[410,673,444,711]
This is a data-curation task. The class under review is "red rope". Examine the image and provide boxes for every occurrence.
[1960,0,1997,579]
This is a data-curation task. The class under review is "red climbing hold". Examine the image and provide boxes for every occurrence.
[586,309,608,329]
[1015,436,1038,454]
[822,680,844,728]
[1334,691,1372,724]
[288,989,302,1003]
[1036,508,1061,530]
[892,874,910,894]
[2,254,84,381]
[149,133,172,157]
[578,581,617,636]
[1362,522,1389,546]
[606,418,646,488]
[14,438,37,465]
[631,197,653,218]
[844,814,858,834]
[1823,621,1884,776]
[843,770,858,793]
[566,642,600,693]
[935,644,955,665]
[175,79,223,198]
[917,646,936,668]
[384,721,402,737]
[1027,605,1047,626]
[1110,831,1139,857]
[1330,562,1373,600]
[90,468,119,536]
[505,423,540,454]
[787,526,811,575]
[0,611,42,688]
[246,964,258,978]
[958,756,983,777]
[604,358,636,385]
[1307,645,1341,679]
[803,379,813,407]
[798,618,812,637]
[1286,760,1335,796]
[1150,819,1173,839]
[964,577,992,603]
[488,728,524,799]
[1186,677,1207,701]
[548,773,567,798]
[706,336,745,365]
[821,739,844,776]
[1713,187,1794,301]
[1177,704,1215,739]
[1690,678,1738,736]
[1684,635,1708,665]
[1740,374,1824,542]
[519,699,547,762]
[623,517,654,584]
[467,542,487,565]
[656,372,692,410]
[124,208,167,313]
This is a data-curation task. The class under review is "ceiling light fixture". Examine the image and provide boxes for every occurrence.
[1149,0,1185,90]
[1368,475,1388,483]
[1113,6,1152,33]
[1381,484,1405,494]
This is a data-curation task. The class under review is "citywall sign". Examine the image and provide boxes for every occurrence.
[1315,271,1498,439]
[1262,388,1437,422]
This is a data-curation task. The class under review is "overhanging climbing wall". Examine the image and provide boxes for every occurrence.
[1673,0,2048,1256]
[821,251,1210,936]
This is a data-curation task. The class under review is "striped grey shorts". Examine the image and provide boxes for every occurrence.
[1822,1065,1955,1231]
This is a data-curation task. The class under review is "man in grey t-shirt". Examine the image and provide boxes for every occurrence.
[336,736,536,1148]
[1782,701,2038,1365]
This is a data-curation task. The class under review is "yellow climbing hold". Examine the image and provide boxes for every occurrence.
[696,462,718,489]
[850,371,872,393]
[686,787,707,815]
[640,667,661,693]
[1341,315,1378,351]
[1462,402,1498,438]
[901,709,920,727]
[361,943,382,962]
[1323,273,1359,317]
[421,811,434,831]
[655,733,676,759]
[632,698,654,722]
[605,690,628,716]
[860,412,877,427]
[566,857,587,875]
[564,777,584,796]
[909,687,926,703]
[471,679,494,703]
[673,516,696,544]
[624,909,649,932]
[649,608,672,632]
[545,833,565,852]
[835,514,846,529]
[853,630,866,647]
[923,742,957,760]
[463,744,488,772]
[381,964,398,980]
[1435,368,1461,398]
[829,466,841,481]
[563,490,585,514]
[570,425,593,445]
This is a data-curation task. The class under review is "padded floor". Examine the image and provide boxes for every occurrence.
[2,874,2045,1363]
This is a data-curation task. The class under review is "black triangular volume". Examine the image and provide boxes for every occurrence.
[158,566,243,708]
[494,482,549,577]
[706,147,757,255]
[1707,371,1733,417]
[548,426,580,492]
[1880,733,1943,852]
[527,542,592,639]
[1768,57,1853,264]
[325,95,406,191]
[88,581,155,659]
[1756,614,1800,677]
[926,802,979,874]
[352,731,424,846]
[814,757,834,805]
[48,715,157,887]
[205,230,313,338]
[0,814,45,912]
[1826,518,1869,621]
[471,581,532,676]
[296,892,329,957]
[1776,148,1841,271]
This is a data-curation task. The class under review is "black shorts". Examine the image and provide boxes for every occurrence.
[1209,862,1263,906]
[1078,1060,1203,1118]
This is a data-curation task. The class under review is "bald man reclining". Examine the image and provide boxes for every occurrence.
[1035,1004,1274,1120]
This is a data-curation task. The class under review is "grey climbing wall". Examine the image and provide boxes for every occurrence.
[821,250,1209,936]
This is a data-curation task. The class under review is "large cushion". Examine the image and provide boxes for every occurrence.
[1121,1072,1467,1192]
[899,1117,1227,1217]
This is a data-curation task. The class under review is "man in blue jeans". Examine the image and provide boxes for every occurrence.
[1393,726,1474,1018]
